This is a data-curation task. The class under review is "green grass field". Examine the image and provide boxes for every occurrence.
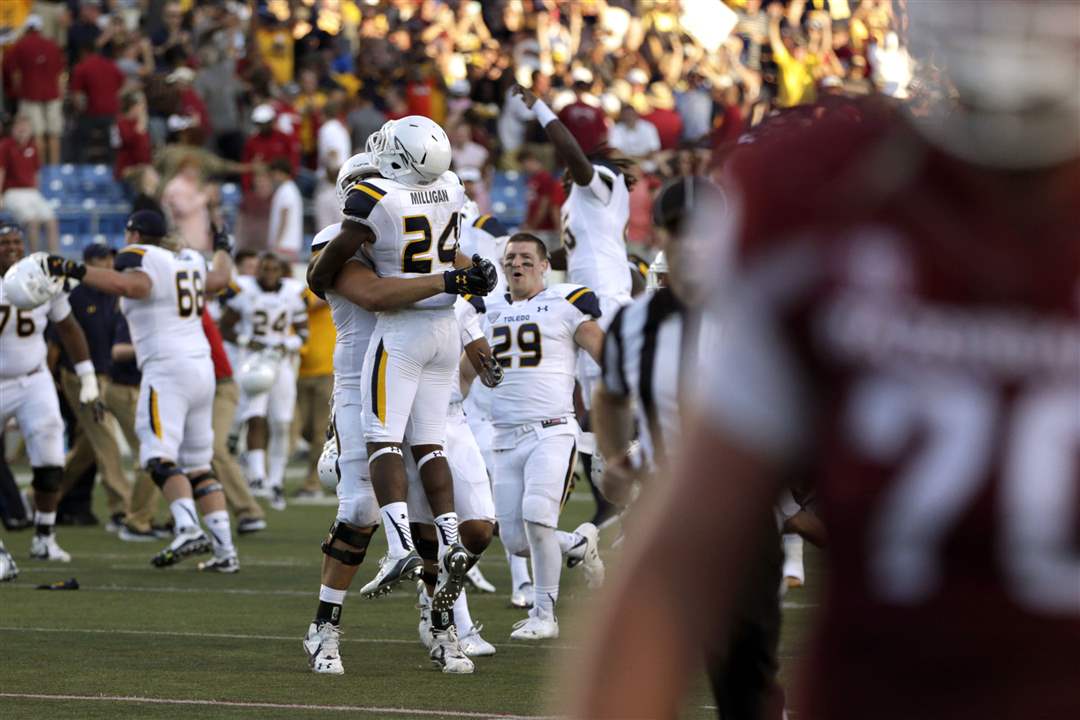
[1,464,818,719]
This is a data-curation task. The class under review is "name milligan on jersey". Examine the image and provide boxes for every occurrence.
[410,188,451,205]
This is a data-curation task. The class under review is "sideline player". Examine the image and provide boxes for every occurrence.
[219,252,308,510]
[469,232,606,639]
[303,152,498,675]
[46,210,239,571]
[307,120,496,643]
[1,221,102,562]
[510,84,635,529]
[568,3,1080,717]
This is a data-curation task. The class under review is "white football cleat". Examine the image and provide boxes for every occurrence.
[360,551,423,598]
[510,581,534,609]
[303,621,344,674]
[429,626,475,674]
[150,526,211,568]
[566,522,604,589]
[459,623,496,657]
[465,565,496,593]
[0,542,19,581]
[269,487,287,512]
[29,534,71,562]
[249,478,271,499]
[417,586,433,650]
[197,554,240,573]
[509,610,559,641]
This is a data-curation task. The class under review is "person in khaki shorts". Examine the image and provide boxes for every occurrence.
[293,287,334,498]
[54,244,131,528]
[203,309,266,534]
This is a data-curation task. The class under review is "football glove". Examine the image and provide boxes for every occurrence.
[45,255,87,281]
[478,354,504,388]
[211,220,235,255]
[442,254,498,296]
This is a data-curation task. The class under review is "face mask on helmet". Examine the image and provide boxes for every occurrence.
[367,116,452,186]
[336,152,379,210]
[907,0,1080,168]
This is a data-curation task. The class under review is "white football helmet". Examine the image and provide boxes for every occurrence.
[646,251,668,291]
[317,437,339,490]
[365,116,452,187]
[238,350,279,395]
[2,252,63,309]
[335,152,378,210]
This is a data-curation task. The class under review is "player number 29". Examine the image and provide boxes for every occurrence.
[401,213,460,273]
[175,270,205,318]
[491,323,543,368]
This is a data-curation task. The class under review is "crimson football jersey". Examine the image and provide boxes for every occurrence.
[706,99,1080,720]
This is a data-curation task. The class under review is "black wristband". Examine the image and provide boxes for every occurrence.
[443,269,460,295]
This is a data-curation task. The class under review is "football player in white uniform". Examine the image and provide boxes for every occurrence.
[307,119,497,654]
[303,152,499,675]
[46,210,239,571]
[1,222,102,562]
[219,253,308,511]
[510,84,636,530]
[469,233,606,640]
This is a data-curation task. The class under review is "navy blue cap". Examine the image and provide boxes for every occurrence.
[126,209,167,238]
[83,242,116,261]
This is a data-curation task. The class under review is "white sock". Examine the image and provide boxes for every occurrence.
[433,512,460,555]
[380,502,413,557]
[508,551,531,589]
[34,510,57,535]
[203,510,235,557]
[267,422,289,489]
[524,521,561,618]
[169,498,199,531]
[453,588,474,633]
[245,449,266,482]
[556,529,581,555]
[783,533,805,580]
[319,585,347,604]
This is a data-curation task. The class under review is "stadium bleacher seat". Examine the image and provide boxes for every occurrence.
[490,170,527,228]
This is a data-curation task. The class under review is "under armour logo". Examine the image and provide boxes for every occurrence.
[536,305,549,312]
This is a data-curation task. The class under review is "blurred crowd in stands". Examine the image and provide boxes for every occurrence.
[0,0,914,257]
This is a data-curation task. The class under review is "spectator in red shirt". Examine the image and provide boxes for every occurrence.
[241,104,299,192]
[643,83,684,152]
[167,67,212,137]
[0,114,58,252]
[520,147,564,241]
[557,68,608,154]
[9,15,64,165]
[113,92,152,181]
[70,41,126,163]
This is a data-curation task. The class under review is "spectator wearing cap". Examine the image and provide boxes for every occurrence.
[644,82,684,152]
[70,40,126,162]
[268,158,303,260]
[558,67,608,154]
[8,14,64,165]
[113,92,152,181]
[458,167,490,216]
[241,104,298,192]
[167,66,211,136]
[162,154,212,252]
[314,96,351,231]
[0,114,58,252]
[55,243,132,531]
[609,105,661,160]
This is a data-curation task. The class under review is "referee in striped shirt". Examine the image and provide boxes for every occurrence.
[592,176,786,719]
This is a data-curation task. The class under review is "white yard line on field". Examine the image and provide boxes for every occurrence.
[0,693,558,719]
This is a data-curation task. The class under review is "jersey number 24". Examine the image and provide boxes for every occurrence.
[401,213,460,273]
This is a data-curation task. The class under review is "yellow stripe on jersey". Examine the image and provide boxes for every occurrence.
[119,247,146,256]
[566,288,589,305]
[370,340,389,426]
[149,387,163,439]
[352,182,385,201]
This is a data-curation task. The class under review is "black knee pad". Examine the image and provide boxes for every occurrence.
[411,523,439,561]
[321,520,373,566]
[31,466,62,493]
[146,458,183,489]
[189,471,222,499]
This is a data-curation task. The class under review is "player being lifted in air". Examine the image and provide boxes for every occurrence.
[45,210,240,572]
[463,233,606,639]
[1,221,103,563]
[219,252,308,511]
[306,145,498,674]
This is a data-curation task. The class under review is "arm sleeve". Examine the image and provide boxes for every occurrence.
[454,295,486,346]
[601,304,629,397]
